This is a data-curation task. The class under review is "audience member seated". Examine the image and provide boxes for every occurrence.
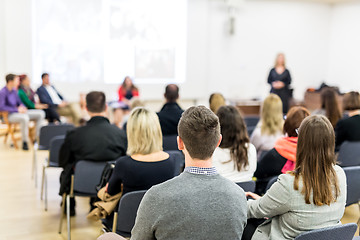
[106,107,179,196]
[335,91,360,151]
[312,88,341,128]
[209,92,225,113]
[117,76,139,104]
[36,73,81,125]
[254,106,310,194]
[157,84,184,135]
[18,74,60,123]
[250,94,284,159]
[0,74,45,150]
[59,91,127,215]
[243,115,346,240]
[212,105,257,182]
[130,106,247,240]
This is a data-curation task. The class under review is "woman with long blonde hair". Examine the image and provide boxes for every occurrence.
[267,53,292,114]
[243,115,346,240]
[106,107,178,196]
[250,94,284,158]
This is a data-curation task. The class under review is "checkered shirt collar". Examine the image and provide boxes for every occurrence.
[184,166,217,176]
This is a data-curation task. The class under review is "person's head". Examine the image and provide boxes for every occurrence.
[343,91,360,111]
[41,73,50,85]
[5,74,19,88]
[283,106,310,137]
[164,84,179,103]
[274,53,286,67]
[293,115,339,206]
[19,74,30,87]
[217,105,249,171]
[320,88,341,127]
[86,91,107,114]
[261,94,284,135]
[209,93,225,113]
[178,106,221,160]
[122,76,135,89]
[127,107,163,155]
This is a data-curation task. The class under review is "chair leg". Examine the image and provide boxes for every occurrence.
[59,193,66,234]
[40,165,45,200]
[44,173,48,211]
[66,194,71,240]
[112,212,118,233]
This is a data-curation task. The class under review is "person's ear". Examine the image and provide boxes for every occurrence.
[177,136,184,151]
[216,134,222,148]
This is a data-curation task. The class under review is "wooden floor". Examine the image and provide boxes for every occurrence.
[0,140,358,239]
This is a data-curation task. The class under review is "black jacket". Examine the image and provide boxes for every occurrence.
[59,116,127,194]
[157,102,184,136]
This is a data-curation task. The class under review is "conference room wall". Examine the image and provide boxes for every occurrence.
[0,0,5,81]
[0,0,357,105]
[327,1,360,93]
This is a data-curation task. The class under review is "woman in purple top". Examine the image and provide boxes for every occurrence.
[0,74,45,150]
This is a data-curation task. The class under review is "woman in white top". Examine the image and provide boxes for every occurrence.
[212,105,257,182]
[250,94,284,159]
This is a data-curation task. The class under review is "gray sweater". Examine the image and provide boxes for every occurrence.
[131,171,247,240]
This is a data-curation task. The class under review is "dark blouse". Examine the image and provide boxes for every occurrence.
[107,154,178,195]
[267,68,291,89]
[335,115,360,151]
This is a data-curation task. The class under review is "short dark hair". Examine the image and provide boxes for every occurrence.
[164,84,179,102]
[5,74,17,83]
[41,73,49,79]
[283,106,310,137]
[343,91,360,111]
[86,91,106,113]
[178,106,220,160]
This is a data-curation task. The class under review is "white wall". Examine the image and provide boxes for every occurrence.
[0,0,359,107]
[327,1,360,92]
[204,0,331,101]
[2,0,33,78]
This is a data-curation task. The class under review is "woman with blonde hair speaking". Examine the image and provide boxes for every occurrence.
[250,94,284,158]
[243,115,346,240]
[106,107,178,196]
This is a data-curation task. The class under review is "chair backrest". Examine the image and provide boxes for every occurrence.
[244,116,260,128]
[165,150,185,175]
[265,175,279,192]
[48,135,65,166]
[39,124,74,150]
[73,160,109,196]
[162,134,178,151]
[337,141,360,167]
[236,181,256,192]
[343,166,360,207]
[294,223,357,240]
[116,190,147,235]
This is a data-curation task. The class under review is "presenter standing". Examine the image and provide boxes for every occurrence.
[267,53,292,114]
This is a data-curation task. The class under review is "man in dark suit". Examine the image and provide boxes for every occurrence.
[157,84,184,136]
[59,91,127,215]
[37,73,81,124]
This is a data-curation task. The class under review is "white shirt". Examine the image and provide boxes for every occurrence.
[212,143,257,182]
[250,125,284,159]
[45,85,62,105]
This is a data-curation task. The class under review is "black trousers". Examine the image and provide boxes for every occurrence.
[242,218,266,240]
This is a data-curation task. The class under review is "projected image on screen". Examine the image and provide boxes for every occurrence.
[34,0,187,85]
[135,48,175,79]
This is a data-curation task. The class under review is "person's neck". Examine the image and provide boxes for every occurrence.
[89,112,107,118]
[6,84,14,91]
[348,110,360,117]
[184,153,213,168]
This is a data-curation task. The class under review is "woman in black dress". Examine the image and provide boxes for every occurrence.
[268,53,292,114]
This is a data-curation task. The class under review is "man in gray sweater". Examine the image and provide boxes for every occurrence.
[131,106,247,240]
